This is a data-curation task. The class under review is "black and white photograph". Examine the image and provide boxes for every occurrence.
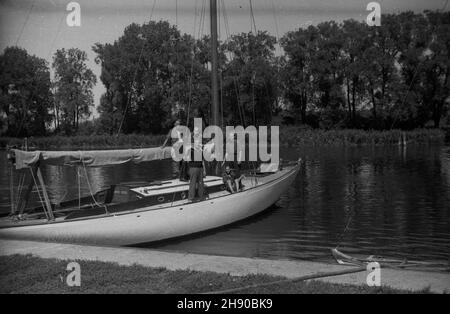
[0,0,449,299]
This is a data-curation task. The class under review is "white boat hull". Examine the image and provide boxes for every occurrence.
[0,164,300,246]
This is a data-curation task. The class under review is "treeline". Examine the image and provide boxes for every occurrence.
[92,21,279,134]
[0,128,444,150]
[0,47,96,137]
[0,11,449,138]
[282,11,450,129]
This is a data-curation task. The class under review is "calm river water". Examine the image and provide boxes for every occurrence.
[0,145,449,263]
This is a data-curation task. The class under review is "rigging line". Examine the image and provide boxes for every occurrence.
[221,0,240,126]
[78,167,81,209]
[391,0,448,129]
[81,157,109,214]
[249,1,258,125]
[189,0,205,124]
[47,8,66,61]
[203,0,207,38]
[201,0,207,38]
[15,0,36,47]
[14,173,26,210]
[46,7,67,132]
[193,0,207,124]
[252,75,256,125]
[15,0,55,137]
[15,0,56,137]
[334,210,356,250]
[197,0,205,40]
[29,168,49,220]
[9,162,15,214]
[170,190,177,207]
[218,0,224,127]
[234,76,246,126]
[220,0,245,126]
[117,0,157,136]
[220,0,230,40]
[175,0,181,105]
[220,0,231,62]
[15,102,28,137]
[220,69,224,127]
[270,0,281,111]
[249,0,257,34]
[187,0,199,125]
[271,0,280,41]
[55,189,68,205]
[195,1,201,41]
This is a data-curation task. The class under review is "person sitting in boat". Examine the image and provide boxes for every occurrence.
[187,141,206,202]
[222,165,245,193]
[223,131,244,190]
[222,165,237,193]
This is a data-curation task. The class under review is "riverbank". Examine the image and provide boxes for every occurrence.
[281,127,446,147]
[0,134,166,150]
[0,128,446,150]
[1,240,448,294]
[0,254,415,294]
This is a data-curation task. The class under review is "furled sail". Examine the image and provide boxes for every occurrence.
[13,147,172,169]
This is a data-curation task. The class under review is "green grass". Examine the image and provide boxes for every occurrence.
[0,127,445,150]
[280,127,446,147]
[0,254,428,294]
[0,134,166,150]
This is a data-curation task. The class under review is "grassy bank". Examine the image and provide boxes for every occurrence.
[0,134,166,150]
[0,127,446,150]
[0,254,427,294]
[281,127,446,147]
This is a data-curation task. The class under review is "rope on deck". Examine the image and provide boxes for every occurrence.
[203,266,366,294]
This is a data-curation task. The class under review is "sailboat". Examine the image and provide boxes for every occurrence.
[0,0,300,246]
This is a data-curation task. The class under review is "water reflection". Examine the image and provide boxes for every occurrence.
[0,145,449,263]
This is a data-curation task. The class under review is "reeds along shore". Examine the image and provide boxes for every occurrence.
[0,128,446,150]
[279,127,446,147]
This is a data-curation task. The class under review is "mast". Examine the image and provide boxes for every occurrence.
[210,0,220,126]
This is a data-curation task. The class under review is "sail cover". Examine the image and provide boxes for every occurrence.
[13,147,172,169]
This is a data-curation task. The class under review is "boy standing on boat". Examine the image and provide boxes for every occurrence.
[187,137,206,202]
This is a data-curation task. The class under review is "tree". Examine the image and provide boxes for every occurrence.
[419,11,450,127]
[360,14,406,128]
[281,26,317,124]
[0,46,52,137]
[340,20,371,125]
[222,31,278,126]
[52,48,96,134]
[283,22,346,128]
[281,11,449,130]
[93,21,213,134]
[392,11,450,129]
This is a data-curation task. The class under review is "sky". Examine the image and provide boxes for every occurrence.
[0,0,447,116]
